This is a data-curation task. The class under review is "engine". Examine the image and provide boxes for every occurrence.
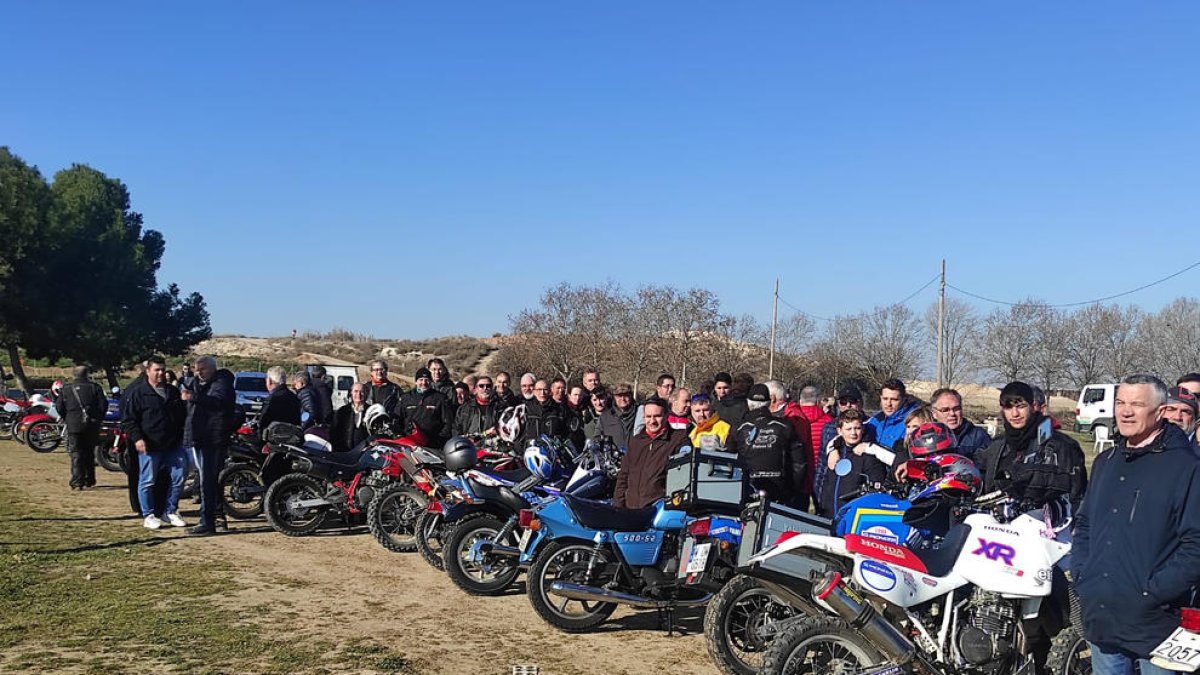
[956,590,1017,667]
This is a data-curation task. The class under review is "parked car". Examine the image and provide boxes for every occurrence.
[234,371,269,420]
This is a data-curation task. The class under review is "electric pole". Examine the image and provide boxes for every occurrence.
[769,278,779,379]
[937,259,946,387]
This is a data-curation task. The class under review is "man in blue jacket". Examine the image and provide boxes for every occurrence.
[929,388,992,458]
[866,379,918,450]
[1072,374,1200,675]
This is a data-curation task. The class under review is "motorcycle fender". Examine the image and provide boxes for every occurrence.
[1020,596,1043,620]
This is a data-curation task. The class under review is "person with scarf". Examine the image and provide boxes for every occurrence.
[687,393,729,449]
[453,375,503,436]
[397,367,454,448]
[363,359,402,414]
[332,382,370,452]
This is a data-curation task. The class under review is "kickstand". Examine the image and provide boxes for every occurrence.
[659,603,676,637]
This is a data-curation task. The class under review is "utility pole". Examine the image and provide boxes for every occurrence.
[768,278,779,379]
[936,259,946,387]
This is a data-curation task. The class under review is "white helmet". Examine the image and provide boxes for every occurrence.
[28,394,47,406]
[363,404,390,435]
[498,404,526,443]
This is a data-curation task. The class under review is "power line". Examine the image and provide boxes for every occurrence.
[778,272,940,322]
[947,259,1200,308]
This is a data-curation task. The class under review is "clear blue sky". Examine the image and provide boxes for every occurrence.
[6,3,1200,338]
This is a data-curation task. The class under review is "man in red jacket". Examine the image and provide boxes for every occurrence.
[793,385,832,510]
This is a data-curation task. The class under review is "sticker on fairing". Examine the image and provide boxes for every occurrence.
[860,559,898,592]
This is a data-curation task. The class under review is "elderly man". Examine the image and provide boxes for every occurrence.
[453,375,503,436]
[397,367,453,447]
[614,398,690,510]
[121,356,188,530]
[55,364,107,490]
[1073,374,1200,675]
[182,355,235,536]
[363,359,402,412]
[667,388,691,430]
[258,365,301,434]
[929,387,992,458]
[599,383,638,449]
[332,382,370,452]
[519,373,537,401]
[1163,386,1200,453]
[867,379,919,450]
[522,378,571,446]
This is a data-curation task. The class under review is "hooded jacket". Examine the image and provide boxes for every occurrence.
[1072,422,1200,657]
[183,368,235,448]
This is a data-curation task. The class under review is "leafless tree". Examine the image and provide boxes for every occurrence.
[838,304,922,391]
[1138,298,1200,380]
[977,301,1043,384]
[924,298,976,386]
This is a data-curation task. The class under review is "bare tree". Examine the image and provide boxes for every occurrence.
[839,304,922,391]
[924,298,976,386]
[977,301,1044,384]
[1138,298,1200,380]
[1062,304,1145,387]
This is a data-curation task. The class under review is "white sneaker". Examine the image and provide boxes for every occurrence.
[143,515,163,530]
[165,513,187,528]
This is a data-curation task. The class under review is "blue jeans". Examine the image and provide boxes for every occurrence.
[1090,643,1172,675]
[137,447,187,518]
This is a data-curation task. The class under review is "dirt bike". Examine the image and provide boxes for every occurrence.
[0,396,30,441]
[747,489,1088,675]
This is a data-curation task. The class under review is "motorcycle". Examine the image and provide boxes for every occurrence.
[364,427,446,553]
[0,395,30,441]
[20,398,65,453]
[216,424,274,520]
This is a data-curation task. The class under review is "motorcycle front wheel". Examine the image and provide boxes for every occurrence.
[367,484,427,553]
[526,541,617,633]
[264,472,328,536]
[26,421,63,453]
[705,575,800,675]
[444,514,521,596]
[95,443,122,472]
[760,617,885,675]
[1046,625,1091,675]
[415,510,446,570]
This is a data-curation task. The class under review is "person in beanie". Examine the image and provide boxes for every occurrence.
[397,367,453,447]
[1073,374,1200,675]
[54,365,107,490]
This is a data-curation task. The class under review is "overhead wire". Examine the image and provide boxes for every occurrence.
[947,259,1200,308]
[776,272,941,322]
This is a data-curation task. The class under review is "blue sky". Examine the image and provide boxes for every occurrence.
[6,3,1200,338]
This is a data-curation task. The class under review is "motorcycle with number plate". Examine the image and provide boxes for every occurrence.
[1150,607,1200,673]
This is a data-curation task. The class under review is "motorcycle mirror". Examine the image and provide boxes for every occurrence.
[834,458,853,477]
[301,411,311,424]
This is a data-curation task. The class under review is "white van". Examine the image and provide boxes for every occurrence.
[1074,383,1117,436]
[307,364,360,412]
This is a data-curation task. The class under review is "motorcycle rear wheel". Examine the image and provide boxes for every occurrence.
[444,514,521,596]
[526,541,617,633]
[264,472,328,536]
[0,416,16,441]
[760,617,885,675]
[95,443,122,472]
[705,575,799,675]
[27,421,62,452]
[1046,625,1090,675]
[219,464,265,520]
[415,510,446,571]
[367,484,427,553]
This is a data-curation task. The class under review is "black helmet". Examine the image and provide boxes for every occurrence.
[443,436,479,472]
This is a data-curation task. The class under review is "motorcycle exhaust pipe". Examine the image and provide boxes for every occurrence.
[477,542,521,559]
[812,572,915,664]
[548,581,712,609]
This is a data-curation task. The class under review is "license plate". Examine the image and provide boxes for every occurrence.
[517,527,533,552]
[1151,627,1200,672]
[686,542,712,574]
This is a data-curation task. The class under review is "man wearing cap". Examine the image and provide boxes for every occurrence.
[929,387,992,458]
[598,383,638,449]
[396,367,453,447]
[613,398,690,510]
[1163,386,1200,455]
[727,384,808,508]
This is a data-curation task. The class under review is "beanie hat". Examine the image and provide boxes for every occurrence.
[415,367,432,381]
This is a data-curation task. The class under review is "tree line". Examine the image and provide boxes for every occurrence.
[494,281,1200,397]
[0,147,211,390]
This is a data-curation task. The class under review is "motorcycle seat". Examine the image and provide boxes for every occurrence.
[563,494,658,532]
[484,467,532,485]
[845,524,971,578]
[910,523,971,578]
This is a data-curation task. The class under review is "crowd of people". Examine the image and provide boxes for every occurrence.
[40,353,1200,675]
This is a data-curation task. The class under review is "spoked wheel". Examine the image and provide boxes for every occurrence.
[219,464,266,520]
[264,472,328,536]
[415,510,446,570]
[26,421,63,452]
[95,442,123,472]
[1047,626,1091,675]
[761,618,885,675]
[444,514,521,596]
[526,541,617,633]
[705,575,800,675]
[367,484,427,552]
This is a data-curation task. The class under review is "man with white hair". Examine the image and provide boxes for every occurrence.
[257,365,301,436]
[519,373,537,401]
[727,383,808,508]
[181,355,235,536]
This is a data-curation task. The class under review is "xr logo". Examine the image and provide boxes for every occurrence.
[972,539,1016,566]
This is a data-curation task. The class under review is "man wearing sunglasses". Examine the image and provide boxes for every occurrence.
[453,375,503,436]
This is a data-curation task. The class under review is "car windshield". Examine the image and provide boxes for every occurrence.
[236,377,268,393]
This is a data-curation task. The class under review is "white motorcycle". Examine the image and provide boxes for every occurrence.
[748,486,1080,674]
[1150,607,1200,672]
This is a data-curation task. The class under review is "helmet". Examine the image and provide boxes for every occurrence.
[303,427,332,453]
[912,453,983,502]
[51,380,63,396]
[363,404,390,435]
[497,404,526,443]
[523,441,559,481]
[909,422,956,457]
[443,436,479,472]
[28,394,47,406]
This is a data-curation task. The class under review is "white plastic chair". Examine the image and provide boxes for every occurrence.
[1093,425,1114,454]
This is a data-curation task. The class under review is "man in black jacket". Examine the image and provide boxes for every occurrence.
[493,371,521,410]
[727,384,807,508]
[521,378,574,448]
[54,365,107,490]
[713,372,751,430]
[1073,375,1200,675]
[397,368,454,447]
[182,356,235,536]
[363,359,402,412]
[453,375,503,436]
[332,383,370,452]
[309,366,334,425]
[428,358,456,404]
[258,366,301,437]
[121,356,188,530]
[292,372,322,429]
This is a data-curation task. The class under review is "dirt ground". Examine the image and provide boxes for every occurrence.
[0,442,719,675]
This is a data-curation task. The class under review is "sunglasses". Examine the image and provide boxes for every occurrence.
[837,398,860,405]
[477,383,492,389]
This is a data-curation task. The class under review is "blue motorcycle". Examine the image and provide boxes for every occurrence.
[522,493,742,633]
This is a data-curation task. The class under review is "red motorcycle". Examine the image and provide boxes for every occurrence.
[17,395,64,453]
[0,395,31,442]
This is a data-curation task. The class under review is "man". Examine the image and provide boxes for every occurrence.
[453,375,504,436]
[1163,386,1200,452]
[713,372,750,429]
[292,372,322,428]
[728,384,808,508]
[583,386,610,439]
[397,367,454,447]
[929,388,992,458]
[428,358,456,402]
[519,373,537,401]
[634,373,678,435]
[866,379,919,450]
[688,393,730,449]
[332,382,371,452]
[121,356,188,530]
[815,385,875,506]
[309,365,334,424]
[613,398,690,510]
[182,355,235,536]
[582,368,602,400]
[1177,372,1200,398]
[668,388,691,430]
[55,365,107,490]
[793,385,830,510]
[1073,374,1200,675]
[494,371,521,409]
[258,365,302,434]
[179,364,196,389]
[549,377,569,405]
[522,378,573,446]
[598,383,638,449]
[363,359,402,412]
